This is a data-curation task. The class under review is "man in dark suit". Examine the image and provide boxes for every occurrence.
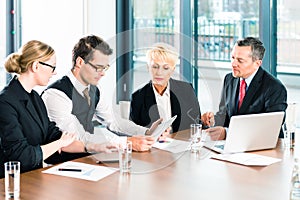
[202,37,287,140]
[130,43,201,133]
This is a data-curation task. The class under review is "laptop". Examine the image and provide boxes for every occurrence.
[204,111,285,154]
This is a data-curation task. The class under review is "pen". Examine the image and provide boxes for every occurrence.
[159,140,171,143]
[57,168,82,172]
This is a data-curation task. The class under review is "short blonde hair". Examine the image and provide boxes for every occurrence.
[146,43,179,67]
[5,40,55,74]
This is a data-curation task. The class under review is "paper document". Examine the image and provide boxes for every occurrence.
[42,161,118,181]
[152,115,177,141]
[211,153,281,166]
[153,138,190,153]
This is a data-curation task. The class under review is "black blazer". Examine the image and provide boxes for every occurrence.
[215,67,287,137]
[0,76,84,178]
[130,78,201,133]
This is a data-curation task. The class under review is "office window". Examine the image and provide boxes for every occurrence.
[277,0,300,108]
[195,0,259,111]
[133,0,180,90]
[132,0,259,111]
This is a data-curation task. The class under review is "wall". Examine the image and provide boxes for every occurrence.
[87,0,116,106]
[21,0,117,108]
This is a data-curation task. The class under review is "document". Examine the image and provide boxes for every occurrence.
[153,137,190,153]
[211,153,281,166]
[42,161,118,181]
[151,115,177,141]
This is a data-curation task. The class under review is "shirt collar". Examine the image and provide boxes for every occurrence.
[152,81,170,97]
[240,68,259,86]
[67,71,90,96]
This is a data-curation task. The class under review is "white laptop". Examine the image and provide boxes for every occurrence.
[204,111,285,154]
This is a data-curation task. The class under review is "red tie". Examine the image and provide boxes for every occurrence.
[238,79,246,110]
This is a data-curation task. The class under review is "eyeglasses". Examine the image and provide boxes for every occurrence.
[86,61,110,72]
[39,61,56,72]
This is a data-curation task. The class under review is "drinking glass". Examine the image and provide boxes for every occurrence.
[190,124,202,153]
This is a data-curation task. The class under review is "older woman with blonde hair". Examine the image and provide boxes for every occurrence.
[130,43,201,133]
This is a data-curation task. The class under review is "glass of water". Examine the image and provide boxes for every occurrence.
[282,122,295,149]
[190,124,202,153]
[4,161,20,199]
[119,141,132,173]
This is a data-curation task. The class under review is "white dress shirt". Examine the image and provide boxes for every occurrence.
[42,72,147,145]
[152,82,172,122]
[241,68,259,90]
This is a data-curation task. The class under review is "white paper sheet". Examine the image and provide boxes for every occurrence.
[211,153,281,166]
[152,138,190,153]
[42,161,118,181]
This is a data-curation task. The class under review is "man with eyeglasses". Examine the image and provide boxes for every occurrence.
[41,35,162,153]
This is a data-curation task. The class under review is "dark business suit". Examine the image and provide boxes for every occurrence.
[130,78,201,133]
[215,67,287,138]
[0,76,84,178]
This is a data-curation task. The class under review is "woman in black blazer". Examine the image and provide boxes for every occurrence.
[130,43,201,133]
[0,40,114,178]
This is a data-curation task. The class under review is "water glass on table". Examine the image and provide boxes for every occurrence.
[190,124,202,153]
[4,161,20,199]
[119,141,132,173]
[282,122,295,149]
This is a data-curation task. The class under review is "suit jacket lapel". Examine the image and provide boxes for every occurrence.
[9,76,43,130]
[239,68,263,112]
[11,77,45,131]
[169,79,180,117]
[145,82,160,123]
[24,96,44,131]
[230,77,239,115]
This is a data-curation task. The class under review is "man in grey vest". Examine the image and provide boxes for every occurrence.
[42,35,162,152]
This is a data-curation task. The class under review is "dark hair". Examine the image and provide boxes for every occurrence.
[72,35,113,68]
[235,37,265,61]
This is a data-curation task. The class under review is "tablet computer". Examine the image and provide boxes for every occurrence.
[92,152,119,164]
[151,115,177,141]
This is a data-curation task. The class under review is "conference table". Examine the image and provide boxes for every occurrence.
[0,130,296,200]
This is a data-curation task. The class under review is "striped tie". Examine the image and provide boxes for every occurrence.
[83,88,91,106]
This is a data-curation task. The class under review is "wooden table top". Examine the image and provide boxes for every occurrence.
[0,130,295,200]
